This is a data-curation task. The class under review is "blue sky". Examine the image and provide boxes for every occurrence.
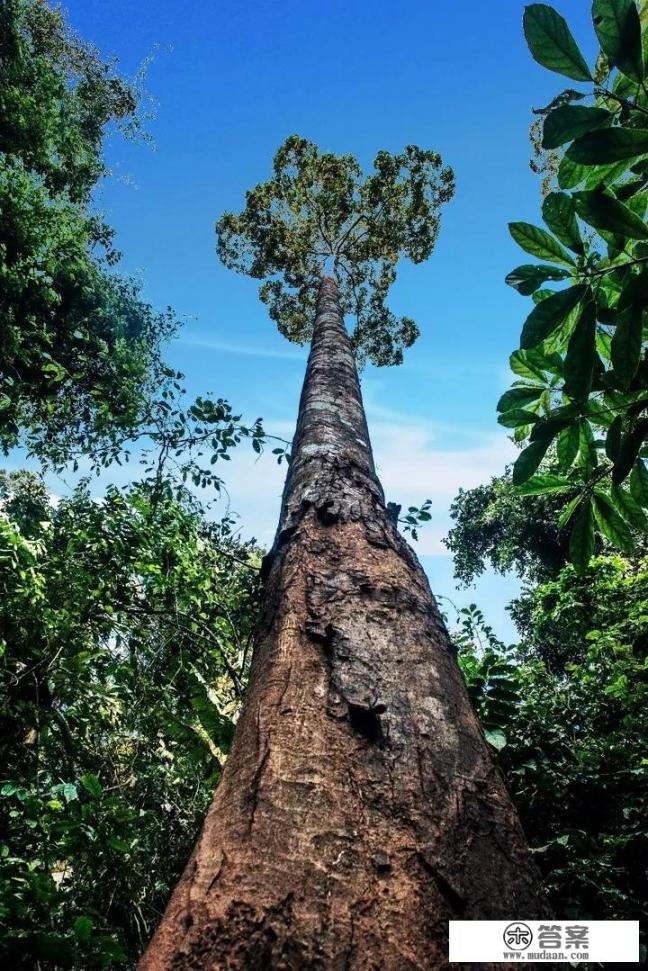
[54,0,597,639]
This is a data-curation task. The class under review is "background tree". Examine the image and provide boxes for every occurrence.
[0,0,186,465]
[450,559,648,947]
[0,470,261,969]
[497,1,648,571]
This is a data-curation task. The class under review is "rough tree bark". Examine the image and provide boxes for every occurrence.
[140,277,549,971]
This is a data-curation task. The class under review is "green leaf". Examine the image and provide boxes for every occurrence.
[484,727,507,750]
[558,155,628,189]
[578,418,598,476]
[520,284,586,348]
[557,422,580,468]
[509,348,552,382]
[570,497,595,571]
[606,415,623,461]
[592,0,643,82]
[542,192,583,253]
[515,473,572,494]
[573,189,648,239]
[630,459,648,505]
[108,836,131,853]
[80,773,102,798]
[593,492,636,551]
[498,409,542,428]
[564,300,597,400]
[567,128,648,164]
[497,386,544,413]
[505,263,570,294]
[512,438,553,484]
[611,305,643,387]
[509,222,575,264]
[542,105,614,148]
[613,416,648,483]
[611,482,648,528]
[62,783,78,803]
[523,4,592,80]
[558,493,582,528]
[73,917,94,942]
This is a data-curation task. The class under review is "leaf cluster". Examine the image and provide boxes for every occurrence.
[455,555,648,935]
[216,135,455,366]
[0,0,175,465]
[0,470,261,968]
[500,1,648,570]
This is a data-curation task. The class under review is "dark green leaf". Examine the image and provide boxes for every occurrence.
[564,301,597,400]
[512,438,553,484]
[558,493,582,528]
[630,459,648,505]
[611,305,643,387]
[592,0,643,82]
[557,422,580,468]
[498,408,542,427]
[497,386,544,412]
[567,329,598,407]
[593,492,636,551]
[606,415,623,461]
[515,474,572,494]
[559,155,629,189]
[542,105,614,148]
[611,482,648,528]
[73,917,93,942]
[505,263,571,294]
[80,773,102,798]
[573,189,648,239]
[509,222,575,264]
[567,128,648,164]
[520,284,586,348]
[542,192,584,252]
[613,416,648,483]
[578,418,598,475]
[570,497,595,571]
[523,4,592,80]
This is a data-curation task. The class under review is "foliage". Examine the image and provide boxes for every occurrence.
[444,468,575,584]
[499,1,648,571]
[0,471,261,968]
[0,0,178,465]
[216,134,455,366]
[455,556,648,933]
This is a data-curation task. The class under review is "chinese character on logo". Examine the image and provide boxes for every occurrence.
[538,924,562,949]
[503,922,533,950]
[566,925,589,950]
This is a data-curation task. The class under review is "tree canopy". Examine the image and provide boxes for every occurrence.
[0,0,177,465]
[0,471,260,968]
[497,0,648,571]
[216,134,455,366]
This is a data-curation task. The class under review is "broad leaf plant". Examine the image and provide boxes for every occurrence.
[500,1,648,570]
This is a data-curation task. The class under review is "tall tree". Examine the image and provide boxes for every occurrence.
[141,139,549,970]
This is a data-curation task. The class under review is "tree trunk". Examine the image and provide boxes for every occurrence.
[140,276,549,971]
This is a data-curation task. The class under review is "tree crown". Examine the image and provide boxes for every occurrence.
[216,135,454,366]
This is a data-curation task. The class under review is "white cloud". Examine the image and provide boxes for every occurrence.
[177,336,307,361]
[215,420,515,557]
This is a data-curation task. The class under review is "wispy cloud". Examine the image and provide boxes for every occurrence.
[177,336,307,361]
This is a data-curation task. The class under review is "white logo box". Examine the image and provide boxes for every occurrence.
[449,920,639,963]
